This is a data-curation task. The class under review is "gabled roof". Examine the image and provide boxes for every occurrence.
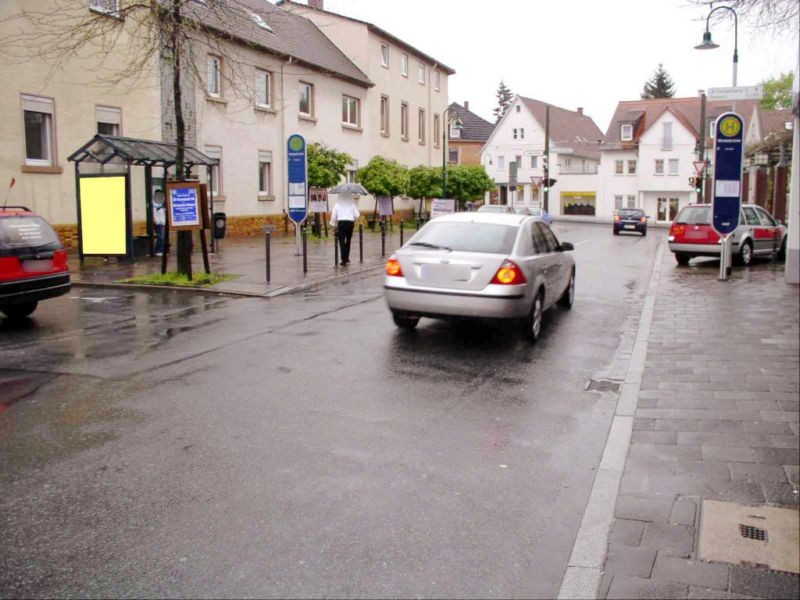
[519,97,606,160]
[190,0,372,88]
[448,103,494,143]
[761,108,793,138]
[604,97,760,148]
[277,0,455,75]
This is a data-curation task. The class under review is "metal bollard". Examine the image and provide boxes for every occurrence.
[302,226,308,275]
[400,219,404,247]
[334,227,339,267]
[359,223,363,263]
[381,220,386,258]
[265,231,271,284]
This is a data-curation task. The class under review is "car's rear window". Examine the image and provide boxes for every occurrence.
[675,206,711,225]
[618,209,643,218]
[410,221,518,254]
[0,216,62,255]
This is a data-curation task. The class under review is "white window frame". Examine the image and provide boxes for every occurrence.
[255,69,271,108]
[519,128,525,139]
[380,95,390,137]
[342,95,360,127]
[417,108,426,144]
[615,160,624,175]
[498,156,505,170]
[627,160,637,175]
[620,123,633,141]
[380,44,389,68]
[90,0,120,15]
[299,81,314,117]
[204,145,222,196]
[400,54,408,77]
[207,55,221,97]
[22,94,55,167]
[662,122,673,151]
[449,123,461,139]
[654,159,664,175]
[258,150,273,198]
[96,105,121,136]
[417,63,425,85]
[668,158,679,175]
[530,156,537,168]
[513,128,517,140]
[433,113,440,148]
[614,195,623,210]
[627,195,636,208]
[434,70,440,92]
[448,147,459,164]
[400,102,409,141]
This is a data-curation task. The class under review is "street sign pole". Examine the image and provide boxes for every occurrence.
[286,134,309,256]
[711,112,744,281]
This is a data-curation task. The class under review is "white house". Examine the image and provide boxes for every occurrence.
[479,96,605,217]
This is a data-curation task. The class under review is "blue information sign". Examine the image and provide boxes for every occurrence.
[711,112,744,236]
[287,134,308,225]
[170,186,201,228]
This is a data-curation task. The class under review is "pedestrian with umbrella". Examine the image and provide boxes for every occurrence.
[329,183,366,266]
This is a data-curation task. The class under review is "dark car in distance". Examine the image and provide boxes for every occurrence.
[613,208,648,236]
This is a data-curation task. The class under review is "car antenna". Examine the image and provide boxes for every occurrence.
[2,177,16,210]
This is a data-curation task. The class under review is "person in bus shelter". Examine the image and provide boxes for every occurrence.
[330,193,360,266]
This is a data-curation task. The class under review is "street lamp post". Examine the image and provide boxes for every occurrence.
[442,110,463,203]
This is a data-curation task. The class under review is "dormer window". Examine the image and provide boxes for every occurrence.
[620,124,633,141]
[247,10,272,31]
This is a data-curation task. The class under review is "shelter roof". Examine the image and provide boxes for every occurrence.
[68,135,219,168]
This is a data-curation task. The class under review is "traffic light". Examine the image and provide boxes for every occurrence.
[694,177,702,194]
[543,178,557,191]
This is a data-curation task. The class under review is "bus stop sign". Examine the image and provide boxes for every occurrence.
[711,112,744,236]
[287,134,308,225]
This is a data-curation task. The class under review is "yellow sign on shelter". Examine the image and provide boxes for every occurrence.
[78,175,127,255]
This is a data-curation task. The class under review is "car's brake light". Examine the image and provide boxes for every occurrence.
[0,257,21,281]
[385,256,403,277]
[491,260,527,285]
[670,224,685,236]
[54,249,68,270]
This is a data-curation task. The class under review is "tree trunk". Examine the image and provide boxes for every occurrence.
[172,0,192,278]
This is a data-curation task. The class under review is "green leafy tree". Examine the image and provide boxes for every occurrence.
[407,166,442,200]
[445,166,496,207]
[307,143,352,189]
[356,156,409,199]
[760,72,794,109]
[493,80,514,123]
[641,64,676,99]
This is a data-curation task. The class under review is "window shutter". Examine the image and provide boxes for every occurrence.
[21,94,54,114]
[258,150,272,163]
[95,106,121,125]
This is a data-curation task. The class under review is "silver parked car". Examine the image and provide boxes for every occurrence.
[384,213,575,342]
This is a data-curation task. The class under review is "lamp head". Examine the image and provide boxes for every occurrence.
[695,30,719,50]
[454,117,464,130]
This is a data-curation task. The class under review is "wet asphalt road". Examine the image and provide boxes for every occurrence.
[1,222,663,598]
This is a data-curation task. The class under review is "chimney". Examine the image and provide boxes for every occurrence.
[577,107,583,116]
[464,101,470,110]
[308,0,324,9]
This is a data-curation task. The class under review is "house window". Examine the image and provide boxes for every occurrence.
[255,69,271,108]
[204,145,222,196]
[519,128,525,139]
[627,195,636,208]
[433,113,440,148]
[90,0,119,14]
[620,123,633,141]
[346,160,359,184]
[400,102,409,140]
[380,44,389,68]
[400,53,408,77]
[662,122,673,151]
[449,148,459,164]
[449,123,461,139]
[530,156,537,168]
[627,160,636,175]
[513,128,517,140]
[515,155,522,167]
[654,159,664,175]
[207,55,221,97]
[668,158,679,175]
[417,63,425,85]
[417,108,425,144]
[498,156,505,170]
[22,95,55,166]
[299,82,314,116]
[614,195,623,210]
[615,160,624,175]
[515,105,521,113]
[380,95,390,136]
[258,150,272,197]
[564,158,572,169]
[342,95,360,127]
[434,70,440,91]
[96,105,121,136]
[709,120,716,138]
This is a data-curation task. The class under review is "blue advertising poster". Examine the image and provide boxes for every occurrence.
[169,186,201,229]
[712,113,744,236]
[287,134,307,225]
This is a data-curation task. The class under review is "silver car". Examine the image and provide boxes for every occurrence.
[384,213,576,342]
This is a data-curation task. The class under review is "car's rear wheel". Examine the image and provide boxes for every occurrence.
[735,240,753,266]
[1,301,38,320]
[392,311,419,330]
[675,253,690,266]
[558,270,575,310]
[524,290,544,343]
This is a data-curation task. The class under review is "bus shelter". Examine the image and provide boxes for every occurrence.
[68,135,219,261]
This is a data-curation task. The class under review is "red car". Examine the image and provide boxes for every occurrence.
[0,206,70,319]
[667,203,787,266]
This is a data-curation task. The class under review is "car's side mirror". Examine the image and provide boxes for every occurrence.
[560,242,574,252]
[775,219,783,225]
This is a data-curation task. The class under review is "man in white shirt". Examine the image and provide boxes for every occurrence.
[153,189,166,256]
[330,196,360,266]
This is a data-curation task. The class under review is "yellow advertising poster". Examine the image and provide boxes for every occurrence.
[561,191,597,216]
[79,176,127,255]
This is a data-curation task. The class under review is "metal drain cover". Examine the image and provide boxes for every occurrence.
[699,500,799,574]
[585,379,622,393]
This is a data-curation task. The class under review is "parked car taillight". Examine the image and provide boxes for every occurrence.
[670,224,685,236]
[491,260,527,285]
[53,249,68,270]
[385,256,403,277]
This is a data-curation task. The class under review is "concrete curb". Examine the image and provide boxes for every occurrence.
[557,242,665,600]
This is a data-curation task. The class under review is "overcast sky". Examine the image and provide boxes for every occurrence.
[311,0,798,132]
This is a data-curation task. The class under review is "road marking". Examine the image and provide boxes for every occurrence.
[574,240,592,247]
[557,242,664,600]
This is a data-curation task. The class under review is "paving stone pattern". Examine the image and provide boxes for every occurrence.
[603,256,800,600]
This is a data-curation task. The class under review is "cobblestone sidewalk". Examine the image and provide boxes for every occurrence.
[602,255,800,599]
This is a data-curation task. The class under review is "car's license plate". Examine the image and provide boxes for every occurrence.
[624,224,636,230]
[22,259,53,272]
[686,231,706,239]
[420,263,470,282]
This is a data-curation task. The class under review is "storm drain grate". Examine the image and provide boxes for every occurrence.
[739,524,768,542]
[585,379,622,393]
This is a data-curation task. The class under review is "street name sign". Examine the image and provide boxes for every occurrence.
[287,134,308,225]
[707,85,764,101]
[711,112,744,236]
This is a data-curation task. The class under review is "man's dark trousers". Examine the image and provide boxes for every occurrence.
[338,220,355,263]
